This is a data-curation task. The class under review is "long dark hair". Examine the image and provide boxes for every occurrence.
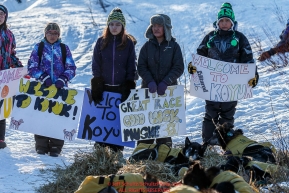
[100,25,128,50]
[0,22,8,30]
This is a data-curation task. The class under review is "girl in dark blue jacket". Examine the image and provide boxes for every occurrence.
[91,7,136,152]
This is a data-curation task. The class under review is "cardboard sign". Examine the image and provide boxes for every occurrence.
[77,89,135,148]
[119,85,186,142]
[189,53,256,102]
[10,78,83,141]
[0,67,27,120]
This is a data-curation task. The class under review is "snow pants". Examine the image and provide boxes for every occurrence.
[34,134,64,153]
[0,119,6,140]
[202,100,238,143]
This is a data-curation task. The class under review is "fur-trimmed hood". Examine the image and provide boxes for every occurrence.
[145,14,172,42]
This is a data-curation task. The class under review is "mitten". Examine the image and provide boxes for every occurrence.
[40,73,52,87]
[258,51,271,61]
[91,76,104,103]
[188,61,197,74]
[121,80,136,102]
[55,75,68,89]
[24,74,31,79]
[157,81,167,95]
[148,81,157,93]
[248,75,258,88]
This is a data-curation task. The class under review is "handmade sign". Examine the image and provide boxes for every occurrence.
[119,85,186,142]
[190,53,256,101]
[0,67,27,120]
[10,78,83,141]
[77,89,135,147]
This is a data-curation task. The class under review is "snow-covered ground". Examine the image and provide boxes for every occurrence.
[1,0,289,192]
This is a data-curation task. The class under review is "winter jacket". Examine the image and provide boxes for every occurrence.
[210,171,256,193]
[92,35,136,85]
[28,38,76,83]
[197,30,254,63]
[137,37,184,88]
[0,28,23,70]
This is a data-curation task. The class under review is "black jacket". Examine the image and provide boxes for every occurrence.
[92,35,136,85]
[197,30,254,63]
[137,37,184,88]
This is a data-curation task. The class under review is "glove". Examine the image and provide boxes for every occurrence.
[248,75,258,88]
[121,80,136,102]
[55,75,67,89]
[40,73,52,87]
[148,81,157,93]
[157,81,167,95]
[188,61,197,74]
[258,51,271,61]
[91,76,104,103]
[24,74,31,79]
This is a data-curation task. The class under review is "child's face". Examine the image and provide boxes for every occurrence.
[109,21,123,36]
[152,24,164,39]
[218,18,233,31]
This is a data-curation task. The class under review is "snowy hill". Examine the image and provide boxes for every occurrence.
[0,0,289,192]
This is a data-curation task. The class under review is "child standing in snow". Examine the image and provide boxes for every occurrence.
[258,19,289,61]
[0,4,23,149]
[27,22,76,157]
[91,8,136,152]
[188,2,259,143]
[137,13,184,147]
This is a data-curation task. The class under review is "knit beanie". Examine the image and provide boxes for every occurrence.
[145,14,172,42]
[216,2,235,29]
[107,7,126,28]
[44,22,60,35]
[0,4,8,23]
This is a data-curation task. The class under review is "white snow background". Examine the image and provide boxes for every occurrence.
[0,0,289,192]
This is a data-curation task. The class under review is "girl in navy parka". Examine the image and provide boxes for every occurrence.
[0,4,23,149]
[28,22,76,157]
[91,7,136,152]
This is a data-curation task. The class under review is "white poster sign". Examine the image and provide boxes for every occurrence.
[119,85,186,142]
[10,78,84,141]
[0,67,27,120]
[190,53,256,102]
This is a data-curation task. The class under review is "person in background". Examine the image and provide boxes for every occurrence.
[91,7,136,152]
[137,13,184,147]
[0,4,23,149]
[188,2,258,143]
[27,22,76,157]
[258,19,289,61]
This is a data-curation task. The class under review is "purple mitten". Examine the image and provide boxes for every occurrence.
[40,73,52,87]
[148,81,157,93]
[157,81,167,95]
[55,76,67,89]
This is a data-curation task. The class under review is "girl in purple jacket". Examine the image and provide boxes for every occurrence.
[91,7,136,152]
[27,22,76,157]
[0,4,23,149]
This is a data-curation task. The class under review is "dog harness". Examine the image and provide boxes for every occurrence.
[225,135,277,156]
[246,161,278,176]
[75,173,148,193]
[166,184,201,193]
[225,135,256,156]
[131,143,181,162]
[210,171,257,193]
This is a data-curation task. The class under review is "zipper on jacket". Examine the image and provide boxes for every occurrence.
[112,36,116,85]
[156,43,161,84]
[51,44,54,81]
